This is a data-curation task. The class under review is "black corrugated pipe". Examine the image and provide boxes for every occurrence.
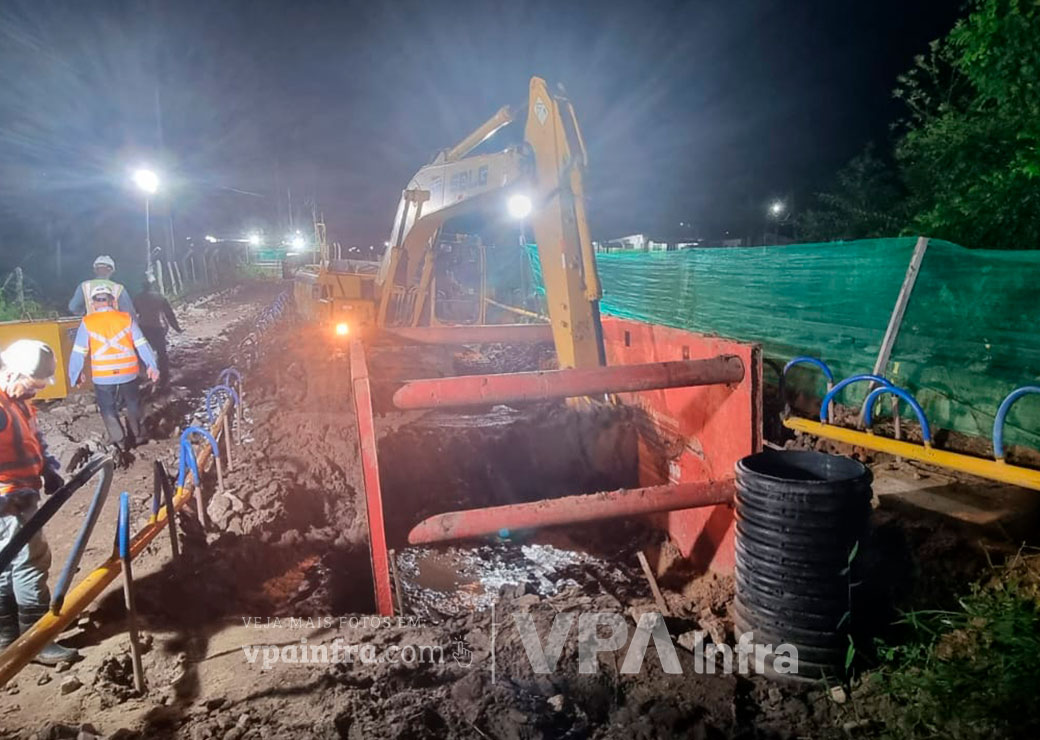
[733,449,872,682]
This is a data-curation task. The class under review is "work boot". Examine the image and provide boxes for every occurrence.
[106,443,133,469]
[18,613,81,665]
[0,611,18,651]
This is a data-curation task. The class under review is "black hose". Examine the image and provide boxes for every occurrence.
[0,455,112,574]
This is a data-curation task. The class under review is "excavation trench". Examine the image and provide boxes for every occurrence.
[174,328,661,623]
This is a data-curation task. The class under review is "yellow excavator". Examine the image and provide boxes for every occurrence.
[295,76,605,369]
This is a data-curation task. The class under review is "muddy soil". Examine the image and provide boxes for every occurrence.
[1,304,1034,740]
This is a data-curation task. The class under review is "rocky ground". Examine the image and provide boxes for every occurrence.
[0,283,1035,739]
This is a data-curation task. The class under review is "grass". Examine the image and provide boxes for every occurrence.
[235,263,283,281]
[0,294,47,321]
[871,550,1040,739]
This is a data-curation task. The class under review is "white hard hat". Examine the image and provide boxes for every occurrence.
[93,255,116,270]
[90,284,115,299]
[1,340,56,381]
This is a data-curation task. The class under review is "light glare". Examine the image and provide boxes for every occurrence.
[507,193,533,219]
[132,168,160,195]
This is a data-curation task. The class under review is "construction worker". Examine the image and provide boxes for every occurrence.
[0,340,80,664]
[68,285,160,453]
[134,279,183,389]
[67,255,136,316]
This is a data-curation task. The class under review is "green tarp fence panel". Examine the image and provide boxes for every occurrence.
[527,238,1040,449]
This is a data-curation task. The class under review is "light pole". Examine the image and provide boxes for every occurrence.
[132,168,160,275]
[766,200,789,244]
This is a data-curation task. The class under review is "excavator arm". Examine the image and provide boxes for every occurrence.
[378,76,605,369]
[522,77,605,369]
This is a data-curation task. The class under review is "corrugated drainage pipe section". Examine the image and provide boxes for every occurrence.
[733,450,872,682]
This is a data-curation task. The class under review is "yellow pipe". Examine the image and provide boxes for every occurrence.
[0,404,230,686]
[783,417,1040,491]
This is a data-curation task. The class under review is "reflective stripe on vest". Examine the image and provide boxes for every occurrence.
[0,393,43,494]
[83,310,139,379]
[82,280,124,314]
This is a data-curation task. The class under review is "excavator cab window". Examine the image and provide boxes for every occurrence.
[433,235,483,324]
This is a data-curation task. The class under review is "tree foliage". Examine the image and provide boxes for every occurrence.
[797,145,908,241]
[802,0,1040,248]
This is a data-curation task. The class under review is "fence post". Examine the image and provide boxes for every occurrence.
[858,236,930,426]
[172,261,184,294]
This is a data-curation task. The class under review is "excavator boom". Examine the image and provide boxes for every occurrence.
[378,76,605,368]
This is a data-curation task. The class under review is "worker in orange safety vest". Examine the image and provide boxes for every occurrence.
[0,339,80,664]
[68,285,159,454]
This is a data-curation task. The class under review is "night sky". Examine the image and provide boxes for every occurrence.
[0,0,962,293]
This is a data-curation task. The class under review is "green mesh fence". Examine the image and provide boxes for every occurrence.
[526,238,1040,449]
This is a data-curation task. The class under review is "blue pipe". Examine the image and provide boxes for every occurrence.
[50,458,115,614]
[782,356,835,384]
[204,383,241,424]
[992,386,1040,460]
[178,426,220,487]
[863,386,932,444]
[218,367,242,389]
[177,440,201,489]
[819,374,894,423]
[118,492,131,560]
[780,356,835,418]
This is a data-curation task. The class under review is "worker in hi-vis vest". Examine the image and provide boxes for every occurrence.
[0,339,80,664]
[67,255,135,316]
[68,285,159,454]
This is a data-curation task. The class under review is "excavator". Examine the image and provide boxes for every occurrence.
[294,76,605,369]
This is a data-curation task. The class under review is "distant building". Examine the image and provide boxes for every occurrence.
[595,233,672,252]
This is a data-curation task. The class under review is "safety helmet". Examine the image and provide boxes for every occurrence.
[90,284,115,300]
[0,340,56,381]
[93,255,116,270]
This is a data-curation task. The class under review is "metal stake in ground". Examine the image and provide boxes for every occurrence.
[222,414,234,472]
[389,549,405,616]
[636,551,670,617]
[118,492,146,694]
[858,235,930,427]
[155,461,179,559]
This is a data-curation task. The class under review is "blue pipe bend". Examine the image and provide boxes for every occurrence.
[178,426,220,486]
[782,356,835,384]
[218,367,243,391]
[177,439,201,488]
[819,374,894,423]
[205,383,241,423]
[863,386,932,443]
[992,386,1040,459]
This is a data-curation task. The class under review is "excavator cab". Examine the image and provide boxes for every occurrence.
[428,234,485,326]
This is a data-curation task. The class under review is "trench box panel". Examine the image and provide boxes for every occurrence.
[0,318,81,400]
[601,318,762,574]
